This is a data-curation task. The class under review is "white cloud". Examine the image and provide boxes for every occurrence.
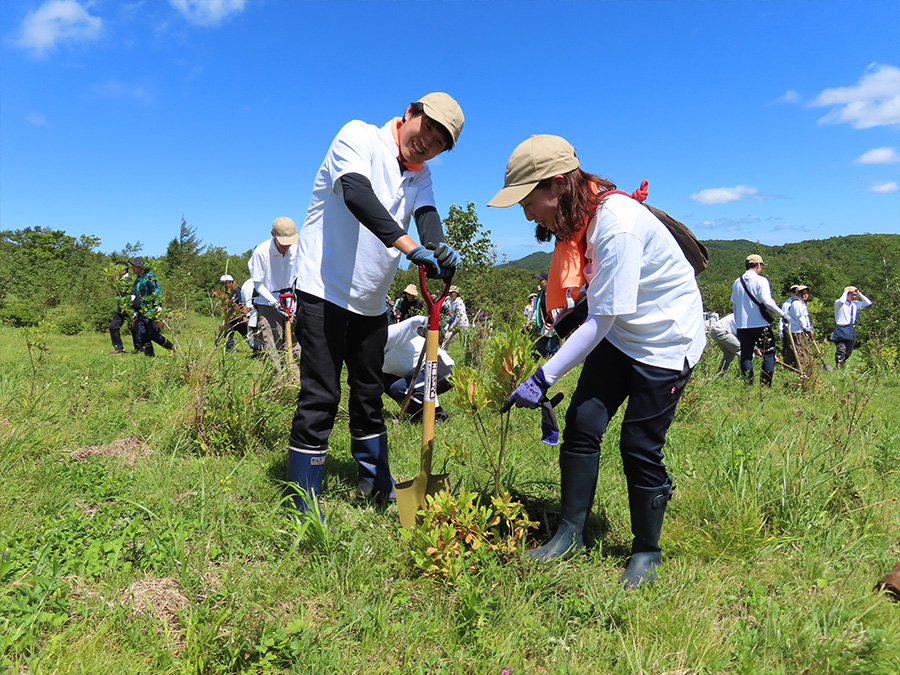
[693,216,760,231]
[775,90,801,104]
[810,63,900,129]
[853,147,900,164]
[688,186,762,205]
[868,181,899,194]
[15,0,102,57]
[89,80,153,101]
[169,0,245,26]
[26,112,47,125]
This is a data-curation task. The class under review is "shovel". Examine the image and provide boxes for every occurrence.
[396,267,452,530]
[810,336,836,372]
[279,292,298,378]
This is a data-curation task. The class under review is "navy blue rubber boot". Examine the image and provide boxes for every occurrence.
[619,480,674,589]
[527,450,599,562]
[287,445,326,515]
[350,431,395,501]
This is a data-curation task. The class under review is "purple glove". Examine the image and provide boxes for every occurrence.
[501,367,550,412]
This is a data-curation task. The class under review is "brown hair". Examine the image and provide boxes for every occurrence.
[534,169,617,243]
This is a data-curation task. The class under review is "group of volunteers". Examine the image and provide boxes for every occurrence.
[708,255,873,382]
[103,92,873,592]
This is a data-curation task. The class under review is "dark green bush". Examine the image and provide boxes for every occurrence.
[56,315,84,335]
[0,304,40,327]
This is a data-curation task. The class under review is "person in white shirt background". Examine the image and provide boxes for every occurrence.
[730,254,787,386]
[248,217,302,378]
[441,285,469,349]
[709,313,741,374]
[832,286,873,368]
[783,284,813,368]
[489,134,705,589]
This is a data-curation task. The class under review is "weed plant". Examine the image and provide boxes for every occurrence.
[1,320,899,674]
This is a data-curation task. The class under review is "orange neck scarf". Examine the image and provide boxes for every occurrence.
[390,117,424,173]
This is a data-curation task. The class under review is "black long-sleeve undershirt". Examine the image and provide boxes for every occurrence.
[339,173,444,248]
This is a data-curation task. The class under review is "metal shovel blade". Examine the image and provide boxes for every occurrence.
[396,461,450,530]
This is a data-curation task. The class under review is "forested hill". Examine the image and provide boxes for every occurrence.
[502,233,900,315]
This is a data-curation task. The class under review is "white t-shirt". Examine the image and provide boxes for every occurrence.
[579,194,706,370]
[448,296,469,329]
[383,316,454,376]
[240,278,255,309]
[712,313,736,335]
[731,269,783,329]
[834,290,873,326]
[296,119,438,316]
[248,238,299,307]
[786,298,812,333]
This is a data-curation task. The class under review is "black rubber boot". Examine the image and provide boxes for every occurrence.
[619,480,673,589]
[526,450,599,562]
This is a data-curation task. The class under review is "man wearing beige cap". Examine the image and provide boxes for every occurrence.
[832,285,873,368]
[783,284,813,368]
[248,217,301,377]
[731,254,787,385]
[288,93,464,515]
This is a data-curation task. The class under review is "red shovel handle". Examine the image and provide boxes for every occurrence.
[418,267,451,331]
[279,292,294,316]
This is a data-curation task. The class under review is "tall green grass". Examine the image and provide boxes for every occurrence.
[1,319,898,674]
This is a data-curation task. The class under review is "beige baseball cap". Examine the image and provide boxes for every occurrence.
[418,92,464,148]
[449,285,460,294]
[488,135,581,208]
[795,285,810,293]
[746,254,765,265]
[272,217,298,246]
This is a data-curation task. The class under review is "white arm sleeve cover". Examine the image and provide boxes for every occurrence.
[254,282,279,307]
[541,314,616,386]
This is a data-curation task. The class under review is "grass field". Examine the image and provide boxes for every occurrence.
[1,316,899,674]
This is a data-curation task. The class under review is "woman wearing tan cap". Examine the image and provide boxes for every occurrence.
[287,94,464,516]
[489,135,706,588]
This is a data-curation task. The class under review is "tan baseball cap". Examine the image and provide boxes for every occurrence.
[449,285,460,294]
[488,135,581,208]
[746,254,765,265]
[272,217,298,246]
[418,92,464,148]
[795,285,810,293]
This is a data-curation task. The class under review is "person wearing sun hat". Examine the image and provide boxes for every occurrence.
[782,284,813,368]
[393,283,423,322]
[731,254,786,385]
[441,284,469,348]
[287,93,464,515]
[247,217,302,377]
[489,135,705,588]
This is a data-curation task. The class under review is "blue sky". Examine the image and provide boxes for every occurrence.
[2,0,898,262]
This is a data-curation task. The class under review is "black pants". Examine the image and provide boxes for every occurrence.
[109,309,136,352]
[289,292,388,450]
[224,319,249,350]
[563,339,692,487]
[134,315,172,356]
[737,326,775,384]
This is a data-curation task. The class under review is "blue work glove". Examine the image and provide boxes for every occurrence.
[406,245,441,279]
[426,242,459,281]
[501,367,550,412]
[540,392,564,445]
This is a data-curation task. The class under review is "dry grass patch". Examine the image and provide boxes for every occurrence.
[120,576,190,653]
[69,436,154,464]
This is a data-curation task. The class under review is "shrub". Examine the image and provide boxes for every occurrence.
[56,315,84,335]
[0,304,40,327]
